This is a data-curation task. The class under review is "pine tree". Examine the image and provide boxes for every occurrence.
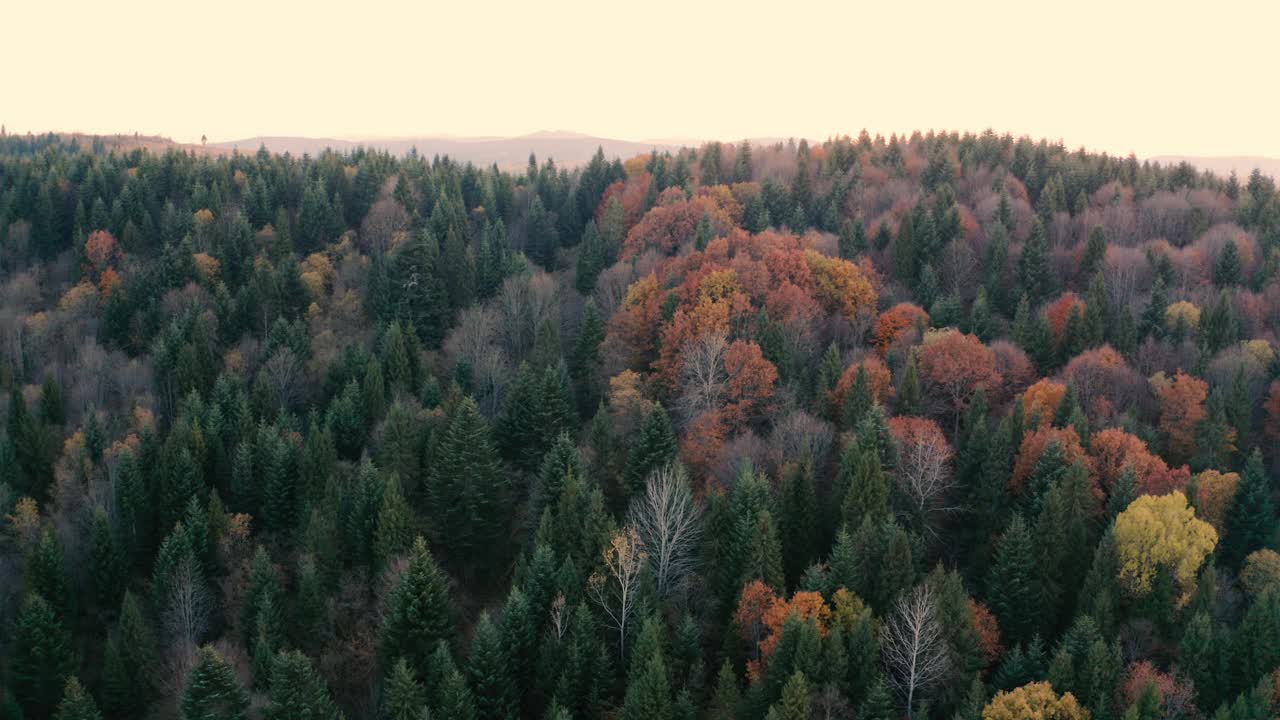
[87,507,123,609]
[778,461,819,587]
[898,353,921,416]
[1081,226,1107,280]
[430,397,508,573]
[765,672,811,720]
[1224,450,1275,568]
[1020,219,1054,304]
[526,195,559,270]
[375,473,413,567]
[435,669,478,720]
[859,676,895,720]
[1215,239,1242,286]
[740,509,786,592]
[624,404,678,500]
[468,613,516,720]
[383,659,428,720]
[264,651,342,720]
[11,593,74,719]
[52,677,100,720]
[27,528,70,617]
[622,643,672,720]
[706,660,741,720]
[987,515,1041,646]
[382,537,455,679]
[180,646,249,720]
[1178,611,1220,710]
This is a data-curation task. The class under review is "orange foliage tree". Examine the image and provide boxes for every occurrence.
[1088,428,1183,496]
[804,250,877,321]
[1193,470,1240,533]
[622,194,736,258]
[873,303,929,355]
[1044,292,1086,344]
[734,580,830,681]
[969,599,1003,666]
[1011,426,1088,496]
[917,330,999,432]
[606,273,663,370]
[722,340,778,426]
[1021,379,1067,427]
[83,229,120,277]
[1151,371,1208,465]
[830,356,895,416]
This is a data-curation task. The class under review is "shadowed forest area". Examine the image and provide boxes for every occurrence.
[2,129,1280,720]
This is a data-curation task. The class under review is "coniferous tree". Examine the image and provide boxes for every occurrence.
[624,404,678,501]
[264,651,342,720]
[987,515,1041,646]
[181,646,249,720]
[1020,219,1054,303]
[468,613,516,720]
[1224,450,1275,568]
[431,397,507,573]
[375,473,413,567]
[382,537,455,679]
[383,659,428,720]
[11,593,74,720]
[52,678,100,720]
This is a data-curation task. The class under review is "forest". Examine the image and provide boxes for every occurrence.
[0,128,1279,720]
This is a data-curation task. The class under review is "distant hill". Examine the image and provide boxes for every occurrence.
[208,131,687,168]
[1149,155,1280,181]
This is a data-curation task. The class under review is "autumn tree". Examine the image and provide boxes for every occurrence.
[1113,492,1217,606]
[627,463,702,597]
[880,583,950,719]
[1151,370,1208,465]
[981,682,1087,720]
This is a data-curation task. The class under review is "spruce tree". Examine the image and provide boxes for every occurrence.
[1215,238,1242,286]
[624,404,678,501]
[264,651,342,720]
[898,353,921,416]
[375,473,413,567]
[1224,450,1275,568]
[467,613,516,720]
[986,514,1041,646]
[52,677,100,720]
[180,646,249,720]
[382,537,455,679]
[431,397,507,574]
[1020,219,1054,303]
[765,672,811,720]
[87,507,123,609]
[383,659,428,720]
[11,593,75,719]
[435,669,478,720]
[622,643,672,720]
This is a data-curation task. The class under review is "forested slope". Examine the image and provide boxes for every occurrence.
[1,128,1280,720]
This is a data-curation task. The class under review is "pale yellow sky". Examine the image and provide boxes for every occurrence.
[4,0,1277,158]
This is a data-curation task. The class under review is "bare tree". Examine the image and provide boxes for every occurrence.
[587,527,646,661]
[676,331,728,424]
[261,348,303,410]
[880,584,950,720]
[162,554,211,688]
[893,420,958,535]
[627,463,702,597]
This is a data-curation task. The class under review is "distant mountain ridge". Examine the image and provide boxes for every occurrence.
[208,132,687,168]
[1149,155,1280,181]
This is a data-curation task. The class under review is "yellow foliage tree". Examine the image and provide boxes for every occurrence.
[1164,301,1200,331]
[1240,549,1280,598]
[1114,492,1217,605]
[983,682,1088,720]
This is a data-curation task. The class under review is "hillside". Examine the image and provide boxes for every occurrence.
[210,130,685,168]
[1150,154,1280,181]
[1,129,1280,720]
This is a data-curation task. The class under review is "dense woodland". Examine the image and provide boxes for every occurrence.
[2,128,1280,720]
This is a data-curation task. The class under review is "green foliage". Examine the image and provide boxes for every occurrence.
[181,646,249,720]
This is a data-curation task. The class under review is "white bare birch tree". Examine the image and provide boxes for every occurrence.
[588,527,646,662]
[627,462,702,597]
[880,583,950,720]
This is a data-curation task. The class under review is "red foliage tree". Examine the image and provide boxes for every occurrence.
[969,599,1003,666]
[1011,426,1088,496]
[1151,370,1208,465]
[830,356,895,416]
[1022,379,1067,427]
[1045,292,1086,344]
[873,303,929,355]
[1087,428,1186,496]
[916,330,999,432]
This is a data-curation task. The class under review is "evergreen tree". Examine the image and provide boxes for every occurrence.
[435,669,477,720]
[987,515,1041,646]
[431,397,508,573]
[1215,238,1243,286]
[622,641,672,720]
[87,507,123,609]
[264,651,342,720]
[468,613,516,720]
[383,659,428,720]
[898,352,922,416]
[52,678,100,720]
[1081,226,1107,280]
[10,594,74,720]
[180,646,249,720]
[375,473,413,567]
[707,660,740,720]
[27,528,69,617]
[765,672,811,720]
[623,404,678,501]
[382,537,455,679]
[1020,219,1054,304]
[1224,450,1275,568]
